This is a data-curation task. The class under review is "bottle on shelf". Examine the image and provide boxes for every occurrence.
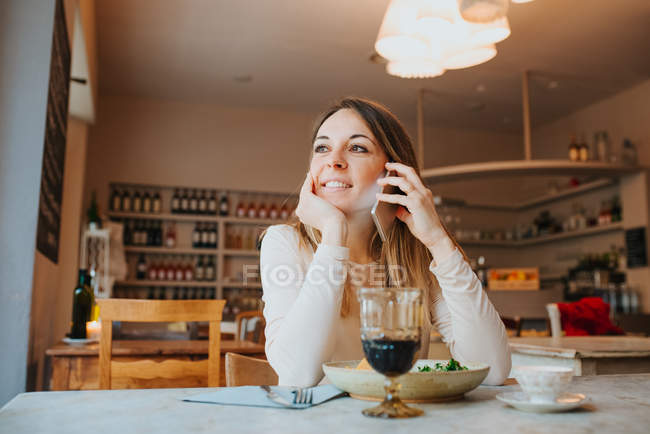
[153,190,162,214]
[147,287,156,299]
[195,256,205,281]
[165,260,176,281]
[568,135,579,162]
[180,189,190,214]
[578,133,589,162]
[268,202,278,220]
[156,258,167,281]
[70,269,93,339]
[121,190,132,213]
[171,189,181,214]
[184,257,194,281]
[208,223,218,249]
[622,138,638,166]
[205,256,216,281]
[148,257,158,281]
[157,287,166,300]
[279,201,290,220]
[198,190,208,214]
[208,190,218,215]
[192,223,202,248]
[136,254,147,280]
[189,189,199,214]
[111,188,121,212]
[595,131,611,162]
[200,222,210,248]
[219,191,230,216]
[165,221,177,248]
[173,287,180,300]
[174,256,185,281]
[154,220,163,246]
[236,197,246,218]
[247,197,258,218]
[245,228,254,250]
[146,220,154,246]
[258,201,268,219]
[611,195,622,222]
[132,190,142,213]
[143,190,152,213]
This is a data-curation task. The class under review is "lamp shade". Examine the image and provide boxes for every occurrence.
[386,60,445,78]
[443,44,497,69]
[457,0,509,23]
[469,16,510,45]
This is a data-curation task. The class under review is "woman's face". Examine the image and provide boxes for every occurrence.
[310,109,389,215]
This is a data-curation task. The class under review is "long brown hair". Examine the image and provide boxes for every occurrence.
[271,97,467,322]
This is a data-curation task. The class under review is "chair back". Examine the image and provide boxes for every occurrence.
[546,303,562,337]
[97,299,225,389]
[225,352,278,387]
[235,310,266,344]
[500,316,523,337]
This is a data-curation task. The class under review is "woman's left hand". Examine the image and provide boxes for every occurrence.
[376,162,447,249]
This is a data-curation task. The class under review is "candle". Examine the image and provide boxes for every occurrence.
[86,320,101,341]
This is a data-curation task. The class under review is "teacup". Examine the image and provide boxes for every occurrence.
[512,366,574,403]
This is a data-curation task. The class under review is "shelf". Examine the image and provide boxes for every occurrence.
[115,280,217,287]
[107,211,283,225]
[460,222,624,248]
[124,246,218,254]
[459,179,617,211]
[421,160,643,184]
[221,249,260,257]
[222,281,262,289]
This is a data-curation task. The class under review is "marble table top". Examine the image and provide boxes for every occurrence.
[2,374,650,434]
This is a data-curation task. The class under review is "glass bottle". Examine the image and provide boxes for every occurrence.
[198,190,208,214]
[148,257,158,281]
[279,202,289,220]
[132,190,142,213]
[568,135,579,162]
[152,191,162,214]
[192,223,201,248]
[111,189,121,212]
[208,223,218,249]
[70,269,93,339]
[136,254,147,280]
[208,190,218,215]
[236,197,246,218]
[175,256,185,281]
[189,189,199,214]
[219,192,230,216]
[142,190,152,213]
[200,223,210,248]
[195,256,205,281]
[184,258,194,281]
[205,256,216,281]
[171,189,181,214]
[247,197,258,218]
[269,202,278,220]
[578,133,589,162]
[180,189,189,214]
[165,222,177,248]
[622,138,638,165]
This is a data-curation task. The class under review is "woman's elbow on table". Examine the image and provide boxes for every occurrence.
[482,348,512,386]
[266,343,322,387]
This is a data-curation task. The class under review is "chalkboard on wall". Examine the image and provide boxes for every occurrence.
[625,227,647,269]
[36,0,70,264]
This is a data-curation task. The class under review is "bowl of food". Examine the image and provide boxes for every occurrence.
[323,358,490,402]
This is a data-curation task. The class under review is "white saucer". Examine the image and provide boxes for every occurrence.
[63,337,98,345]
[496,392,589,413]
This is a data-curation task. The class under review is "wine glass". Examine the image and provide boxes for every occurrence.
[357,287,424,418]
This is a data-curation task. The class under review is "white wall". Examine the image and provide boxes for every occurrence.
[0,0,56,406]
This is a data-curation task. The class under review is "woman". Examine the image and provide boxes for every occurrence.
[260,97,510,387]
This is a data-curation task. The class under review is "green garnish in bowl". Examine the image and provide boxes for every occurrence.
[417,358,468,372]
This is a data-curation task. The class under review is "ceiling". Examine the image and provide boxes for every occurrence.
[96,0,650,133]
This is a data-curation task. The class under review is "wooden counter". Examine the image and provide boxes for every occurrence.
[509,336,650,375]
[45,340,265,390]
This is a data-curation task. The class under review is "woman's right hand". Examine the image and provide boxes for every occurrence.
[294,172,348,246]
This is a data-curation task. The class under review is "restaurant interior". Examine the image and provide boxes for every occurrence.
[2,0,650,429]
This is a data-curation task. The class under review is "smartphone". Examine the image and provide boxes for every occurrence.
[371,170,403,242]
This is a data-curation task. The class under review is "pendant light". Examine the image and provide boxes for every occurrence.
[457,0,509,23]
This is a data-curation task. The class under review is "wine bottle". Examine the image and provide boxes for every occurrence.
[189,189,199,214]
[219,192,230,216]
[192,223,201,248]
[70,269,93,339]
[142,191,152,213]
[171,189,181,214]
[205,256,216,281]
[136,254,147,280]
[208,191,218,215]
[132,190,142,213]
[153,191,162,214]
[111,189,121,212]
[180,189,189,214]
[200,223,210,248]
[198,190,208,214]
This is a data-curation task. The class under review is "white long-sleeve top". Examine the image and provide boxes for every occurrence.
[260,224,511,387]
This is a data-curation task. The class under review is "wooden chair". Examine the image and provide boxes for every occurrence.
[97,299,225,389]
[235,310,266,344]
[225,352,278,387]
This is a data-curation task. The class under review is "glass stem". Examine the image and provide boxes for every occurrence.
[384,376,402,405]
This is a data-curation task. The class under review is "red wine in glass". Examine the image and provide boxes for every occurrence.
[361,338,421,377]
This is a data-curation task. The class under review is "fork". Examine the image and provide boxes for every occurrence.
[293,387,313,405]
